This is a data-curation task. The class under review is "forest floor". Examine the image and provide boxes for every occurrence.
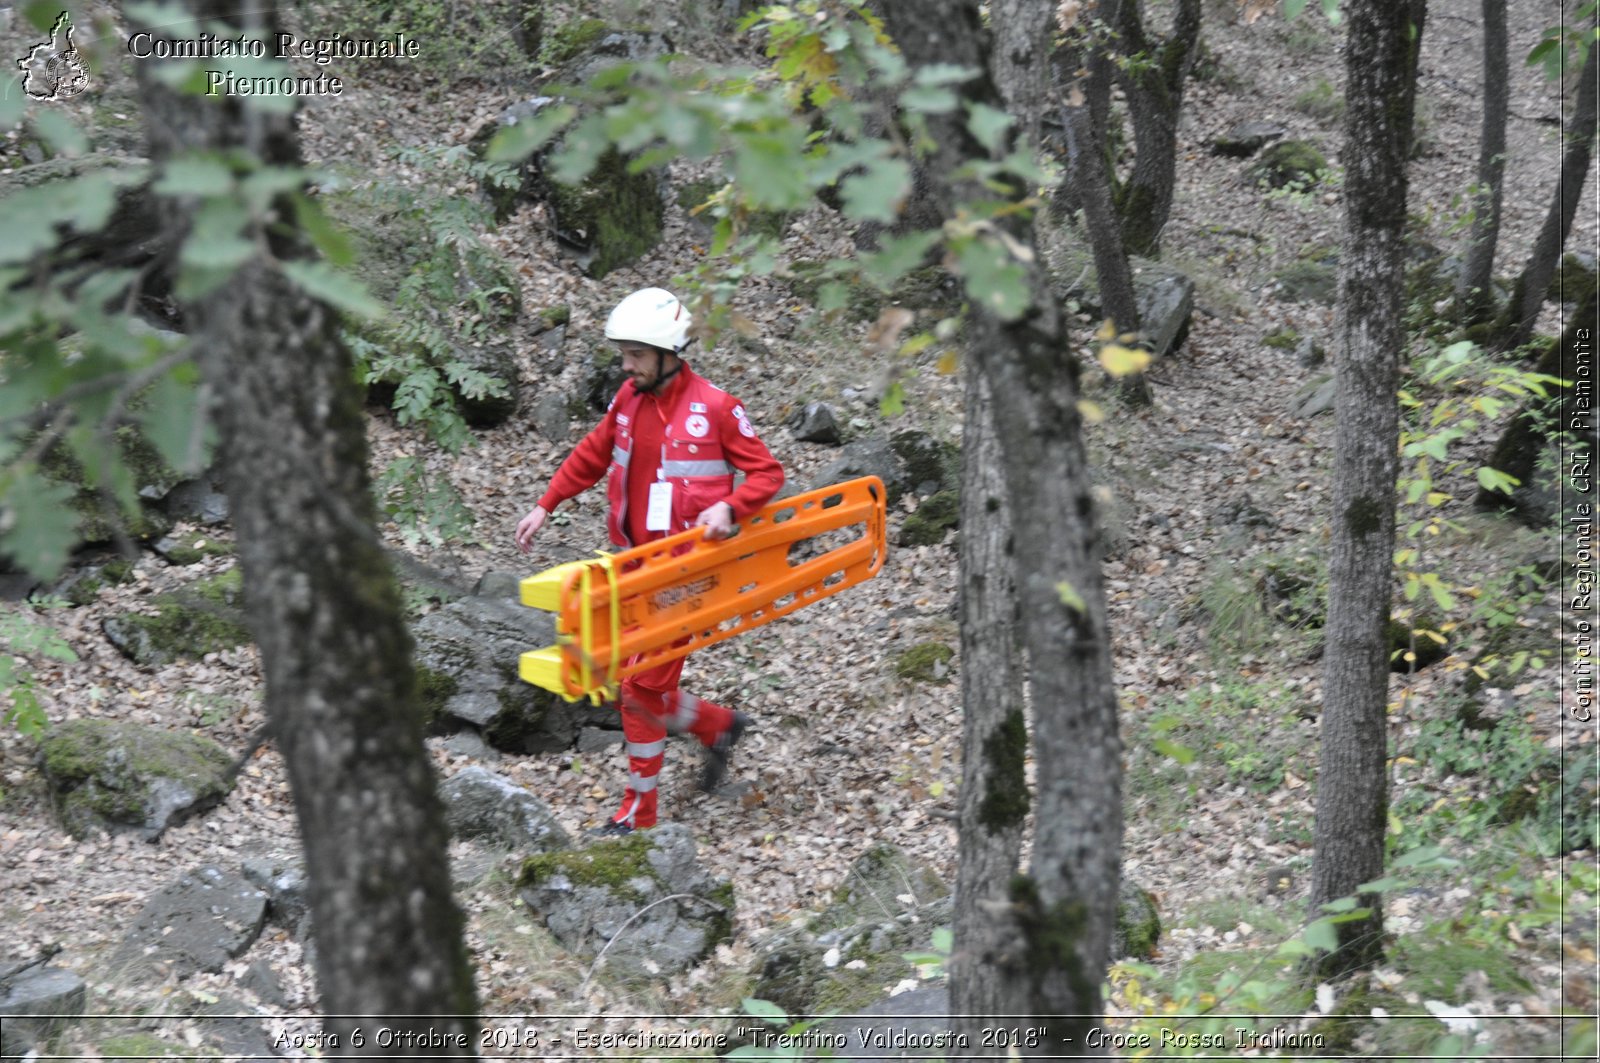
[1,0,1596,1058]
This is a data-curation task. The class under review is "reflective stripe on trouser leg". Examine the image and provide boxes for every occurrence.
[614,691,666,829]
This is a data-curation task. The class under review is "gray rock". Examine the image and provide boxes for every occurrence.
[441,766,572,853]
[1294,335,1328,369]
[826,985,955,1062]
[789,402,843,445]
[1114,879,1162,959]
[1290,373,1337,418]
[412,593,578,753]
[161,473,230,525]
[101,570,252,667]
[531,391,572,441]
[241,857,311,937]
[473,570,523,602]
[518,824,733,974]
[0,966,87,1057]
[889,430,955,498]
[1211,120,1288,158]
[110,867,267,982]
[813,438,911,504]
[193,993,278,1059]
[438,730,500,761]
[40,719,236,840]
[1247,139,1329,190]
[1054,253,1194,361]
[576,727,623,755]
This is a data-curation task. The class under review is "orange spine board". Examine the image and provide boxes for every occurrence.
[534,476,886,699]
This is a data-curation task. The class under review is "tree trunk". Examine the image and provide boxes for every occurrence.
[1311,0,1425,980]
[1104,0,1204,256]
[989,0,1055,148]
[1456,0,1508,326]
[877,0,1123,1053]
[949,369,1027,1053]
[133,3,479,1049]
[1496,25,1598,352]
[1055,42,1149,405]
[1475,284,1597,518]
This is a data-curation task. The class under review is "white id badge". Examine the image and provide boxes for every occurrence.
[645,480,674,531]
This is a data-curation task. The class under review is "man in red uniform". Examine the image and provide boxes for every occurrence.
[515,288,785,834]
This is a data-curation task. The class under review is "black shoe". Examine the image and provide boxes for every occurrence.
[699,712,750,793]
[587,820,634,837]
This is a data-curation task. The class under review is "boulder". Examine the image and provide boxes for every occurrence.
[0,965,87,1057]
[898,491,959,547]
[747,844,949,1021]
[1211,120,1288,158]
[110,867,266,982]
[160,470,230,526]
[101,568,252,667]
[411,591,579,752]
[517,824,733,974]
[440,766,572,853]
[889,430,956,497]
[789,402,843,445]
[1114,879,1162,960]
[1051,249,1194,360]
[530,391,572,441]
[1248,139,1329,190]
[1289,373,1337,418]
[151,530,232,566]
[40,719,236,839]
[812,438,911,504]
[241,857,311,938]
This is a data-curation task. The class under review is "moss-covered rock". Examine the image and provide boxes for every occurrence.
[1273,258,1339,305]
[1462,622,1556,693]
[1386,611,1451,673]
[548,147,664,279]
[889,429,957,496]
[1248,139,1329,190]
[899,490,960,547]
[1114,880,1162,960]
[101,568,252,667]
[895,641,954,685]
[38,423,180,547]
[517,824,732,974]
[50,555,137,606]
[40,719,235,839]
[152,530,234,566]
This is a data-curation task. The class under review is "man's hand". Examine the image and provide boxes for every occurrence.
[514,505,549,553]
[695,501,735,540]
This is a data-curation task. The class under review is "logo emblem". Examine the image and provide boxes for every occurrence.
[18,11,90,101]
[685,414,709,438]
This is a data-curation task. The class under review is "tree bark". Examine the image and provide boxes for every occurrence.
[133,2,479,1049]
[949,369,1027,1051]
[1103,0,1204,256]
[877,0,1122,1053]
[1496,27,1599,352]
[1311,0,1425,979]
[1055,41,1149,405]
[989,0,1055,148]
[1456,0,1508,325]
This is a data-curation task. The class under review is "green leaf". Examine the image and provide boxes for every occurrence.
[281,261,385,320]
[967,102,1014,156]
[293,193,354,267]
[1153,738,1195,765]
[1475,466,1520,496]
[487,102,578,164]
[1055,579,1086,613]
[733,130,816,211]
[1284,0,1310,20]
[742,998,789,1024]
[931,927,953,953]
[1356,876,1408,894]
[857,231,941,290]
[0,473,79,580]
[840,158,911,224]
[154,154,236,197]
[1321,896,1361,913]
[1392,844,1454,870]
[1302,917,1338,953]
[548,113,610,185]
[954,237,1030,321]
[913,63,977,87]
[879,380,905,417]
[135,367,209,475]
[899,84,959,114]
[29,109,88,158]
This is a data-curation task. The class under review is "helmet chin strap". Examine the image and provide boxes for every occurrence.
[638,347,684,395]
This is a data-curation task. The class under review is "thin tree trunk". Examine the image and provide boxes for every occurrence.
[949,369,1027,1055]
[989,0,1054,149]
[877,1,1123,1053]
[1055,43,1149,405]
[133,3,479,1048]
[1456,0,1508,325]
[1497,29,1599,352]
[1311,0,1425,980]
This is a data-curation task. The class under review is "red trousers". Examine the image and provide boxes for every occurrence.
[610,654,735,828]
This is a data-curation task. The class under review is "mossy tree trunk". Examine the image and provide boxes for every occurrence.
[878,0,1122,1055]
[1455,0,1508,326]
[1311,0,1425,981]
[1101,0,1203,257]
[132,2,478,1051]
[950,369,1028,1047]
[1494,22,1598,353]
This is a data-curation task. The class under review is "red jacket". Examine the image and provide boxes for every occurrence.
[538,365,785,547]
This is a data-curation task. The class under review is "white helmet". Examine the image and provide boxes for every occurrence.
[604,287,692,353]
